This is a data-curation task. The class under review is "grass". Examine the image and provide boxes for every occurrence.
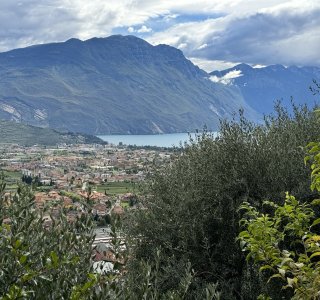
[95,181,135,195]
[0,170,21,191]
[1,170,22,180]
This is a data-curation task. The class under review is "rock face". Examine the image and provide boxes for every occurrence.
[0,35,255,134]
[210,64,320,115]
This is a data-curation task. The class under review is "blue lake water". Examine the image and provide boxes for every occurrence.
[98,133,197,147]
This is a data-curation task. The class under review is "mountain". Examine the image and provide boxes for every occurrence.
[210,64,320,114]
[0,35,257,135]
[0,120,105,146]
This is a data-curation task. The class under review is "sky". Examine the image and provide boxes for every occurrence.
[0,0,319,72]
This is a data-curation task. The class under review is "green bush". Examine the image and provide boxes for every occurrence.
[126,104,320,299]
[238,192,320,300]
[238,108,320,300]
[0,182,95,299]
[0,180,218,299]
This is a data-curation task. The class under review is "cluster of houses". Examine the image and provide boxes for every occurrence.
[0,143,171,190]
[0,142,173,273]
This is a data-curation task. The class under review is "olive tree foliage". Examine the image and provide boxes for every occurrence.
[0,179,219,300]
[0,182,95,299]
[238,193,320,300]
[125,103,320,299]
[238,131,320,300]
[122,250,221,300]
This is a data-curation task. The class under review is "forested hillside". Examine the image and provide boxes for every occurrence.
[0,120,104,146]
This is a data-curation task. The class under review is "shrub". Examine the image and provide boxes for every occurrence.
[0,181,95,299]
[126,104,320,299]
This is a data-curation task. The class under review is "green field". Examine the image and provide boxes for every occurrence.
[0,170,22,191]
[95,181,135,195]
[1,170,22,180]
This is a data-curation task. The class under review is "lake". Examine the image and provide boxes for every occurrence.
[98,132,198,147]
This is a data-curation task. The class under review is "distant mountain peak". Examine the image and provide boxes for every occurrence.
[66,38,82,44]
[210,62,320,115]
[0,35,256,134]
[234,63,253,70]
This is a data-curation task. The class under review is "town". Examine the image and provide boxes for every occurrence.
[0,142,174,227]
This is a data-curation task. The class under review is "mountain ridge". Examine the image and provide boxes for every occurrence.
[210,63,320,114]
[0,35,256,134]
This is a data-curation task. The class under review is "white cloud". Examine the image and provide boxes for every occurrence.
[0,0,319,67]
[163,13,179,22]
[177,42,187,49]
[197,43,207,50]
[127,25,152,33]
[137,25,152,33]
[210,70,243,85]
[252,64,266,69]
[146,0,320,67]
[189,57,237,72]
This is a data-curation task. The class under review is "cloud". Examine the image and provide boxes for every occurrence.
[0,1,293,44]
[177,43,187,49]
[197,43,207,50]
[252,64,266,69]
[0,1,82,50]
[210,70,243,85]
[127,25,152,33]
[189,57,238,72]
[163,14,179,22]
[137,25,152,33]
[147,0,320,67]
[0,0,319,68]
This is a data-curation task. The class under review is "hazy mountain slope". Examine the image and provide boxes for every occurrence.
[210,64,320,114]
[0,35,256,134]
[0,120,105,146]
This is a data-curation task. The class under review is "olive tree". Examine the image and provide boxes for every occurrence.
[0,181,95,299]
[126,104,320,299]
[238,136,320,299]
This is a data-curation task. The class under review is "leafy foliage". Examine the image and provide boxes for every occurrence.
[0,177,219,299]
[238,192,320,299]
[126,104,320,299]
[0,181,95,299]
[238,107,320,299]
[305,109,320,192]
